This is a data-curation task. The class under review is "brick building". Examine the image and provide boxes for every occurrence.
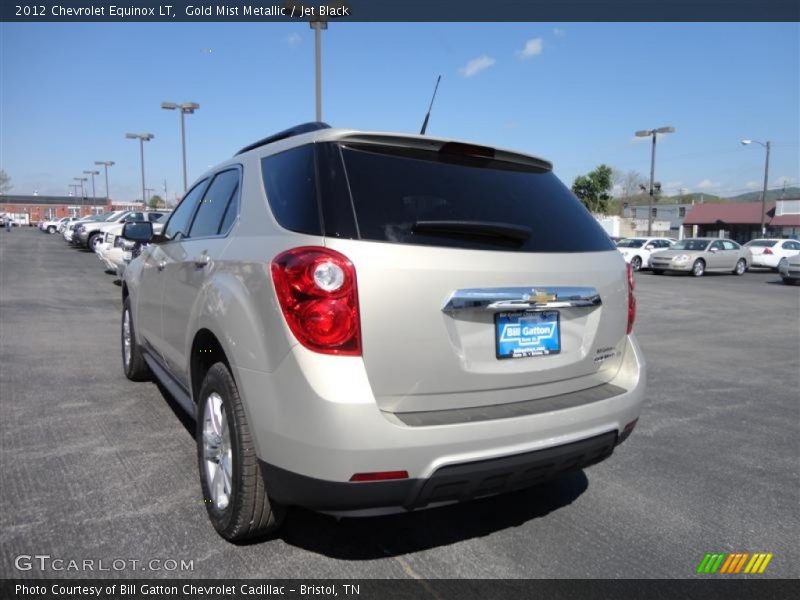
[0,194,144,224]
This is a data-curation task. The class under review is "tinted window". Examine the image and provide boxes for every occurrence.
[261,145,320,235]
[163,180,207,241]
[189,169,240,238]
[722,240,738,250]
[617,239,646,248]
[338,144,614,252]
[710,241,724,250]
[672,239,710,251]
[746,240,777,247]
[218,191,239,235]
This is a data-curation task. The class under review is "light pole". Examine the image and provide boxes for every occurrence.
[83,170,99,203]
[741,139,771,236]
[161,102,199,192]
[125,133,154,205]
[635,126,675,235]
[94,161,114,201]
[73,177,87,214]
[309,20,327,121]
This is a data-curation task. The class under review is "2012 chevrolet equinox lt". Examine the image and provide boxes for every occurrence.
[120,123,645,542]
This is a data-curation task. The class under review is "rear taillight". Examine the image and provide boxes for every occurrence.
[350,471,409,482]
[763,247,773,255]
[626,262,636,335]
[271,247,361,356]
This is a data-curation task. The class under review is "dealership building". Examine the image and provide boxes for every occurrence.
[0,194,144,224]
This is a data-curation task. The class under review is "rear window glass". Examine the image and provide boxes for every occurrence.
[338,145,614,253]
[746,240,777,247]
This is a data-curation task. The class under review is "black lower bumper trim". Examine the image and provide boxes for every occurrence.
[260,431,618,511]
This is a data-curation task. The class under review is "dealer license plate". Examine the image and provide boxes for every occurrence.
[495,310,561,359]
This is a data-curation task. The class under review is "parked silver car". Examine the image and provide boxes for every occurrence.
[779,253,800,285]
[121,123,646,541]
[649,238,750,276]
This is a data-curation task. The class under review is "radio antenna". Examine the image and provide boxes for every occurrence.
[419,75,442,135]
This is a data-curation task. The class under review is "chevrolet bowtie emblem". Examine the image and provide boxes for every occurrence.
[523,290,557,303]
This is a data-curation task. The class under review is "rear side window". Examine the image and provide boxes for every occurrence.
[163,179,207,241]
[337,145,614,252]
[261,146,320,235]
[189,169,240,238]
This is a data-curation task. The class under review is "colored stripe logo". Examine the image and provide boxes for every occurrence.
[696,552,773,574]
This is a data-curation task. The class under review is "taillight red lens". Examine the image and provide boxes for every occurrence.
[763,247,773,255]
[271,247,361,356]
[626,262,636,335]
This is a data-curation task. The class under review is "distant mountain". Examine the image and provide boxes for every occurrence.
[727,187,800,202]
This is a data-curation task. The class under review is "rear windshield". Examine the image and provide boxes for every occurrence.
[671,239,710,251]
[262,142,615,253]
[340,145,613,252]
[616,239,645,248]
[746,240,777,247]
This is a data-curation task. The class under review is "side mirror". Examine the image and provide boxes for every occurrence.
[709,247,718,253]
[645,244,655,250]
[122,221,153,243]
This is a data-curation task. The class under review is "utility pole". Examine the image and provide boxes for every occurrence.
[634,126,675,236]
[741,139,771,235]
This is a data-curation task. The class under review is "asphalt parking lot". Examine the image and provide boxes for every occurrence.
[1,227,798,579]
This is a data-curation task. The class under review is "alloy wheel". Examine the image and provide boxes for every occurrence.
[202,393,233,511]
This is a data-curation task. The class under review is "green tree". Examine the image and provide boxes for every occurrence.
[148,194,165,209]
[0,169,11,194]
[572,164,614,214]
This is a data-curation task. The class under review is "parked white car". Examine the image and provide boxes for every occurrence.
[40,216,77,234]
[96,213,170,276]
[744,239,800,271]
[616,237,676,271]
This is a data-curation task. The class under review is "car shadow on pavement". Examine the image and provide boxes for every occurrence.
[150,381,590,557]
[278,469,589,559]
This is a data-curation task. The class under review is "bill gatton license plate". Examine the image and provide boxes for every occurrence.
[495,310,561,359]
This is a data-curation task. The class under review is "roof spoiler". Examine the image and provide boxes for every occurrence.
[235,122,331,156]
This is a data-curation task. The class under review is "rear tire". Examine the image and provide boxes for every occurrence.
[197,363,284,542]
[733,259,747,276]
[121,297,151,381]
[691,259,705,277]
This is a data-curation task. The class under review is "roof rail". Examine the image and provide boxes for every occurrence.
[235,122,331,156]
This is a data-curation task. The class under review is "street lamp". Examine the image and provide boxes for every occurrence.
[161,101,199,192]
[741,139,771,235]
[125,133,154,205]
[83,170,100,202]
[94,161,115,201]
[635,126,675,235]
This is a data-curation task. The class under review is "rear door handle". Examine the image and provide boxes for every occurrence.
[194,254,210,268]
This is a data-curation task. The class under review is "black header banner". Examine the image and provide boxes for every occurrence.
[2,579,799,600]
[2,0,799,22]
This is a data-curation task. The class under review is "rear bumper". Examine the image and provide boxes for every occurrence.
[236,335,645,511]
[261,431,618,511]
[751,255,779,268]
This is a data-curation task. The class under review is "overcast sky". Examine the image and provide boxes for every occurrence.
[1,22,798,201]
